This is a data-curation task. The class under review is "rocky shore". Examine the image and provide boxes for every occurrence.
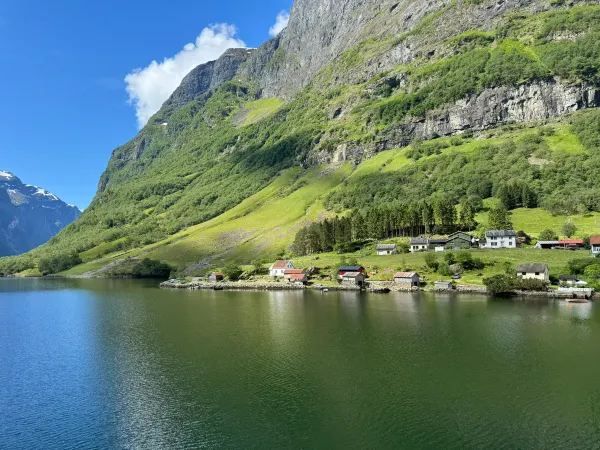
[160,278,598,300]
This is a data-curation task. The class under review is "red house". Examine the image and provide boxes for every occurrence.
[284,269,307,284]
[559,239,585,250]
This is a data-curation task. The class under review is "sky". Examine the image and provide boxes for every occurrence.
[0,0,292,209]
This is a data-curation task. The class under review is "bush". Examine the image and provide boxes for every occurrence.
[223,264,243,281]
[517,278,549,292]
[38,253,82,275]
[568,258,597,275]
[425,253,439,271]
[130,259,172,279]
[583,264,600,280]
[483,274,517,295]
[539,229,558,241]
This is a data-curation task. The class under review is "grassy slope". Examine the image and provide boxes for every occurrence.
[61,119,599,278]
[237,98,284,127]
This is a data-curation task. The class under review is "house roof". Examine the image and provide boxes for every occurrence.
[430,238,448,245]
[271,260,292,269]
[287,273,307,281]
[560,239,584,245]
[339,266,364,272]
[410,237,429,245]
[394,272,419,279]
[486,230,517,238]
[591,236,600,245]
[559,275,578,281]
[341,272,363,278]
[448,231,472,239]
[284,269,305,275]
[537,241,560,245]
[376,244,397,250]
[517,263,548,273]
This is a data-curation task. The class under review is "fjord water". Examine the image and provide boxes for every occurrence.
[1,279,599,449]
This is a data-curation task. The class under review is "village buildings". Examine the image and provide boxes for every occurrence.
[591,236,600,257]
[270,260,295,278]
[376,244,397,255]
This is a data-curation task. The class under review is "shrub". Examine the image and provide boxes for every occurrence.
[539,229,558,241]
[38,253,82,275]
[223,264,243,281]
[130,259,172,279]
[425,253,439,271]
[517,278,549,292]
[568,258,597,275]
[483,274,517,295]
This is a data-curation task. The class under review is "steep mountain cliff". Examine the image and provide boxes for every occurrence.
[0,171,80,256]
[2,0,599,275]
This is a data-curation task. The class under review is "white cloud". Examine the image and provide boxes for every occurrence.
[125,23,246,128]
[269,11,290,38]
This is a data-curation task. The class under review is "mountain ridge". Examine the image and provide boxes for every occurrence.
[0,171,81,256]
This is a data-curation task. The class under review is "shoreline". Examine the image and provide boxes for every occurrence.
[160,279,598,300]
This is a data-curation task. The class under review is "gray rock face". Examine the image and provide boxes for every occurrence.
[384,81,600,148]
[0,171,81,256]
[163,48,254,110]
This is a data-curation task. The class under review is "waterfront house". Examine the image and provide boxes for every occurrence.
[410,237,429,253]
[445,232,473,250]
[592,236,600,257]
[482,230,517,249]
[435,281,453,291]
[284,269,308,285]
[535,240,560,249]
[208,272,224,283]
[516,263,549,282]
[394,272,420,289]
[340,272,366,287]
[376,244,397,255]
[270,260,294,278]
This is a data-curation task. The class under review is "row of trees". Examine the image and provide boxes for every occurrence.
[291,198,487,256]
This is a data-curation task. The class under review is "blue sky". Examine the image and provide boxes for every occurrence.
[0,0,292,208]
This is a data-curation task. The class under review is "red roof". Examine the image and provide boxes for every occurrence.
[560,239,584,245]
[271,260,292,269]
[287,273,306,281]
[591,236,600,245]
[284,269,304,275]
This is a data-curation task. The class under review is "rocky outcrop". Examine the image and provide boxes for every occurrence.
[163,48,254,110]
[382,80,600,148]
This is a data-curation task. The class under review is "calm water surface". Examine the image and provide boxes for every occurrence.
[1,278,600,449]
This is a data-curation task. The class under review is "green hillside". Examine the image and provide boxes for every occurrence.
[1,2,600,277]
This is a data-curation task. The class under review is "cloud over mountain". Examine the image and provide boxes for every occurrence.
[269,11,290,37]
[125,24,246,128]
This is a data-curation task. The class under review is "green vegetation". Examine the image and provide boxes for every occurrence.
[1,4,600,277]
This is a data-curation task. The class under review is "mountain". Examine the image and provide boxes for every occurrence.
[0,171,80,256]
[1,0,599,276]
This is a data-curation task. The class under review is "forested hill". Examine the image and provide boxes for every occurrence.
[1,0,599,276]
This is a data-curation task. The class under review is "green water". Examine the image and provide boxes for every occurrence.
[1,278,599,448]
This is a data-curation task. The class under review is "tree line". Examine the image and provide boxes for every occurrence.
[291,197,485,256]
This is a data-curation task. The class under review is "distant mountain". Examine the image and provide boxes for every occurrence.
[0,171,81,256]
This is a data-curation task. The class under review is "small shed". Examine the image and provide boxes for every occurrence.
[435,281,453,291]
[394,272,420,288]
[208,272,224,283]
[591,236,600,256]
[376,244,397,255]
[410,237,429,253]
[340,272,366,287]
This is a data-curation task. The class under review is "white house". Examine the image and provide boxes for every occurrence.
[376,244,397,255]
[482,230,517,249]
[410,237,429,253]
[517,263,549,282]
[270,260,294,278]
[591,236,600,257]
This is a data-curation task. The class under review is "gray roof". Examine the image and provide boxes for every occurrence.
[486,230,517,238]
[410,237,429,245]
[517,263,548,273]
[376,244,397,250]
